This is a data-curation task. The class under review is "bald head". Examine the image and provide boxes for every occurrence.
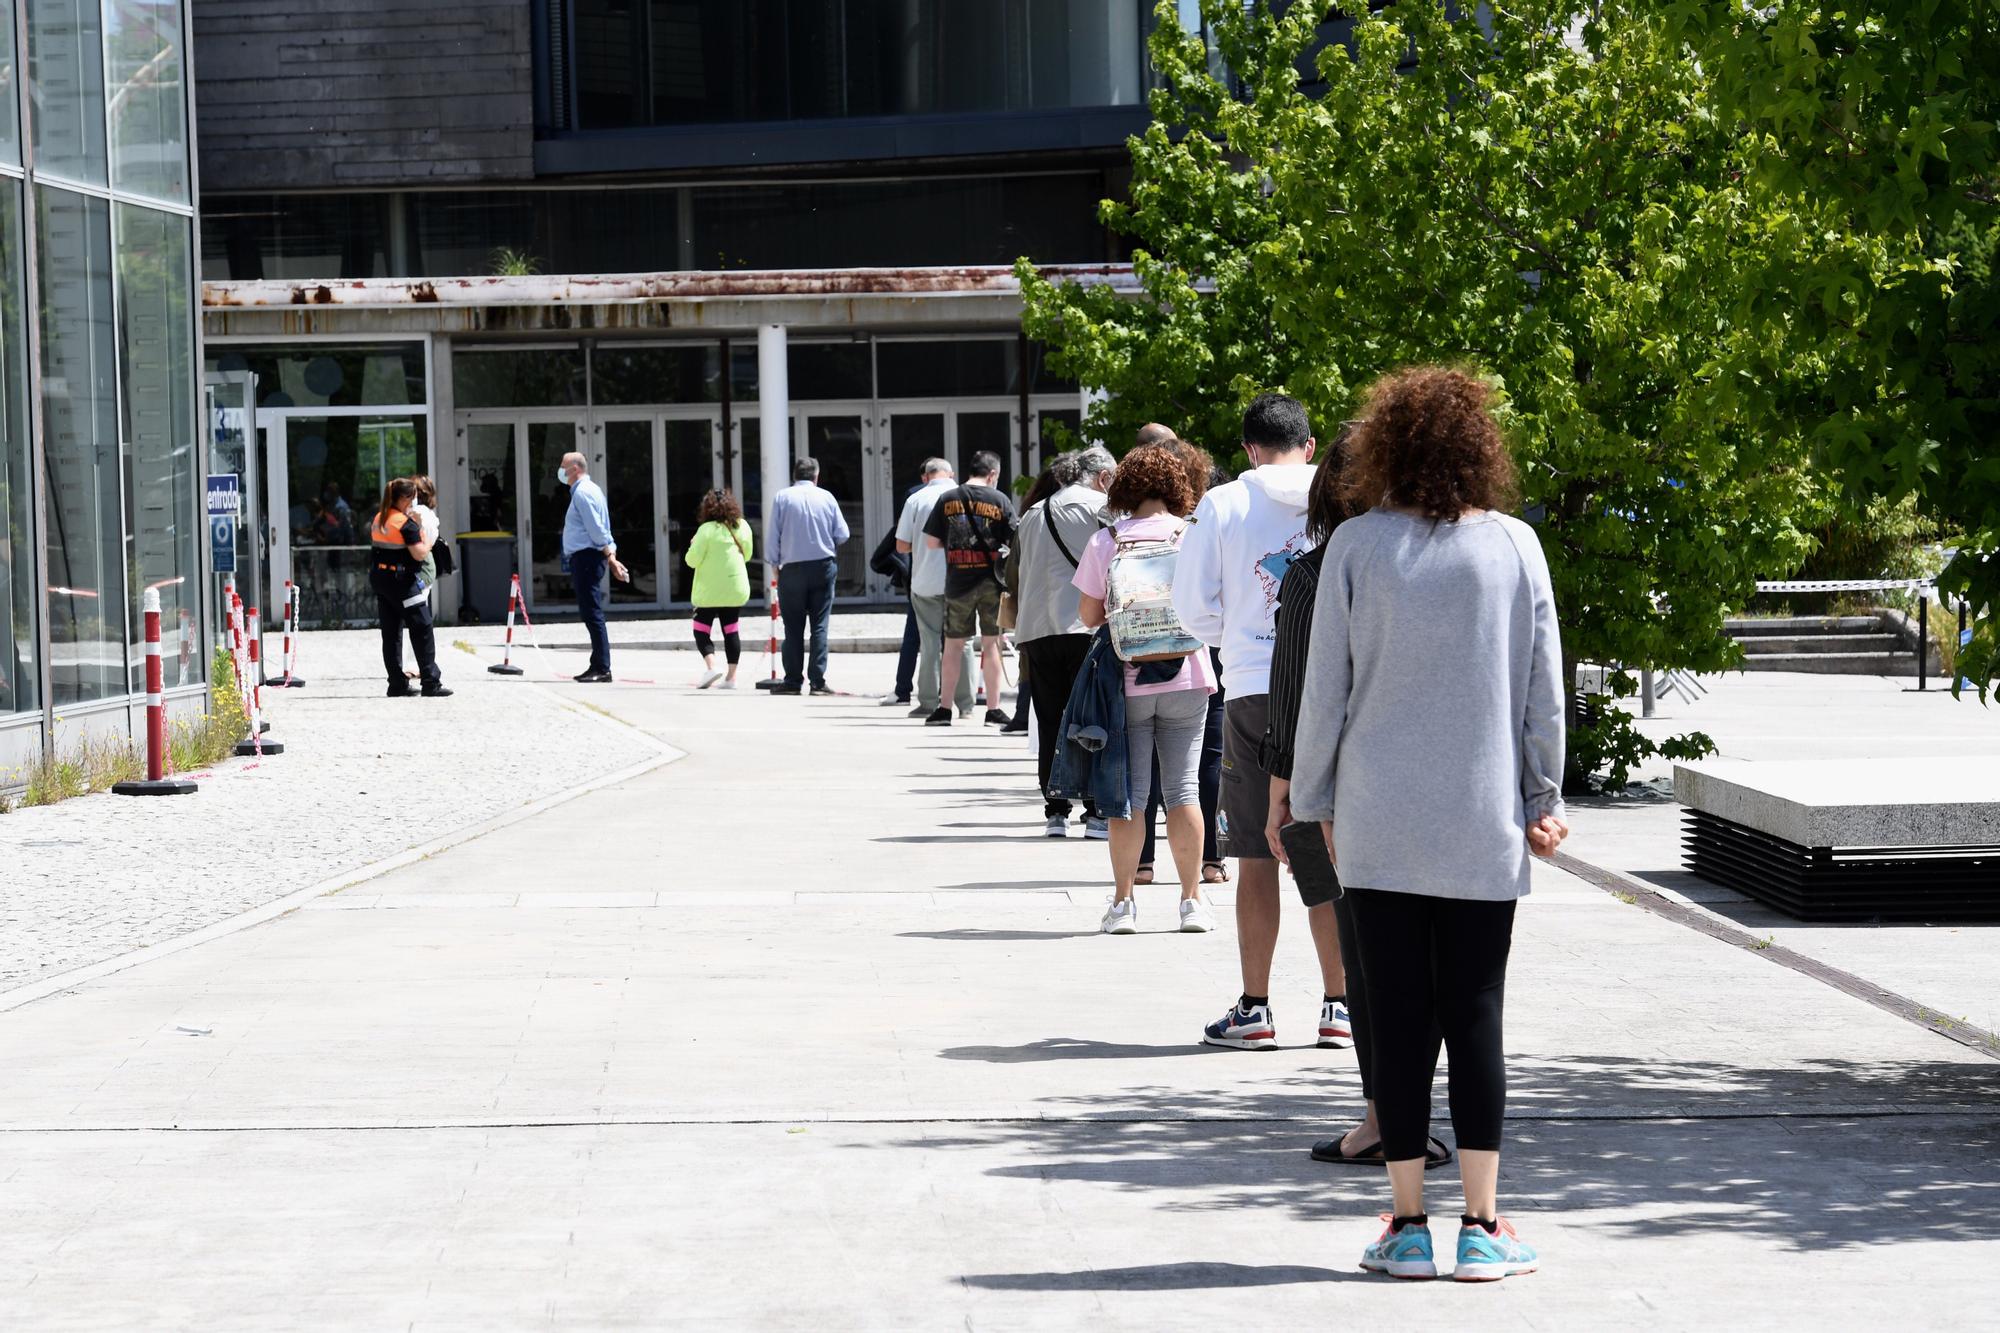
[1135,422,1177,448]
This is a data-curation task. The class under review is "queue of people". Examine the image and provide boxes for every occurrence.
[906,371,1570,1282]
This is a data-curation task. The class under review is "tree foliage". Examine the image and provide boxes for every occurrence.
[1667,1,2000,697]
[1021,1,1829,783]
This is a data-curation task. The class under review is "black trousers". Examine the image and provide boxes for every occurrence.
[1021,633,1095,819]
[377,593,440,690]
[691,606,743,664]
[1345,888,1516,1161]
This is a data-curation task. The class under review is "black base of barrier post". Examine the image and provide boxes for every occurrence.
[488,663,524,676]
[279,678,307,688]
[754,678,784,691]
[233,739,285,756]
[113,777,198,797]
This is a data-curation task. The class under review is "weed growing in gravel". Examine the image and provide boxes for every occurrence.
[21,733,143,806]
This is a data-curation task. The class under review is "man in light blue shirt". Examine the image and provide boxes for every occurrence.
[768,456,850,694]
[558,451,627,682]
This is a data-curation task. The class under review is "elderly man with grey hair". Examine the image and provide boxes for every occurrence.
[894,455,973,719]
[1013,442,1118,837]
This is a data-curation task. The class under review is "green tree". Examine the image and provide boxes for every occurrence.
[1021,1,1825,786]
[1666,1,2000,696]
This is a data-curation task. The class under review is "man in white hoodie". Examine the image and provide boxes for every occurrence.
[1172,393,1350,1052]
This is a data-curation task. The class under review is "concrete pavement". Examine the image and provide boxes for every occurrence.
[1,644,1996,1329]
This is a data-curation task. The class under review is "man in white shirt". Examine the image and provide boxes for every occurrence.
[895,458,973,719]
[1172,393,1350,1053]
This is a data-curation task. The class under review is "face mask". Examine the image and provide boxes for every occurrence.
[555,466,571,487]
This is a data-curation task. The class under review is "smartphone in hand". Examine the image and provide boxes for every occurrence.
[1277,820,1341,905]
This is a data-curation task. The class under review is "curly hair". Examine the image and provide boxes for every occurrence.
[1340,366,1518,520]
[697,488,742,526]
[1106,441,1205,517]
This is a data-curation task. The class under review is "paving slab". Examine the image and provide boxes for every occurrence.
[1,649,1996,1328]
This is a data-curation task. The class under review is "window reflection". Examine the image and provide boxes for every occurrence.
[105,0,190,202]
[1,183,36,715]
[37,186,125,704]
[26,0,109,184]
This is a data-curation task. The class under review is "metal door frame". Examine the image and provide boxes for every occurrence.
[591,409,668,614]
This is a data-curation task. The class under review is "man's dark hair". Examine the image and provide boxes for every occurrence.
[793,457,820,482]
[1242,393,1312,451]
[968,450,1002,480]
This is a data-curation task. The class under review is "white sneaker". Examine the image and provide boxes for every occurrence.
[717,680,738,691]
[879,692,910,706]
[698,669,723,690]
[1179,896,1217,933]
[1100,897,1138,935]
[1044,816,1068,838]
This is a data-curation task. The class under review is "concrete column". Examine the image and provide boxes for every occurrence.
[757,324,790,608]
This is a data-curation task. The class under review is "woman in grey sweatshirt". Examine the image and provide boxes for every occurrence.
[1290,366,1568,1283]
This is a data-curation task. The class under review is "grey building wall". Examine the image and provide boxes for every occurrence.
[192,0,534,190]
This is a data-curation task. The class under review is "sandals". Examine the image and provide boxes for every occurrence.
[1202,861,1229,884]
[1310,1134,1453,1170]
[1134,866,1155,886]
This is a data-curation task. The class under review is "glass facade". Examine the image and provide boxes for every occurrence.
[209,344,427,410]
[3,0,203,740]
[569,0,1145,130]
[202,171,1126,281]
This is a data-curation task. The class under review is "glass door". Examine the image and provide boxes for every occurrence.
[955,406,1019,496]
[521,416,584,610]
[598,415,662,609]
[267,411,424,628]
[662,413,720,605]
[800,409,870,598]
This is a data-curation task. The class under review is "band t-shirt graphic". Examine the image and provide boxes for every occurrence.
[923,483,1017,598]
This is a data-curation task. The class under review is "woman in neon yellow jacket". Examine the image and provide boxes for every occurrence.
[684,489,755,689]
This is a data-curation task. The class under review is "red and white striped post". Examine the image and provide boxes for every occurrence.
[233,606,286,756]
[277,579,306,687]
[754,571,783,690]
[115,588,198,796]
[488,574,525,676]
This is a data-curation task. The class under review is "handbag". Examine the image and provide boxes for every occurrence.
[434,538,456,577]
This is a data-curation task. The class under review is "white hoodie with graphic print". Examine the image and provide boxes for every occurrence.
[1171,463,1317,698]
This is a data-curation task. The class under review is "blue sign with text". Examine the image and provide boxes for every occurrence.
[207,475,239,574]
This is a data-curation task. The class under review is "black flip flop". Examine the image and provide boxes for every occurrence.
[1310,1134,1453,1170]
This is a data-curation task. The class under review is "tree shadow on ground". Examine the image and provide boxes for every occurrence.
[889,1053,2000,1251]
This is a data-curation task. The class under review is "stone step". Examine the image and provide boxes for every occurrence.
[1735,651,1920,675]
[1739,633,1904,655]
[1725,616,1881,636]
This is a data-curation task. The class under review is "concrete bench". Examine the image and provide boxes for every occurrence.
[1674,757,2000,922]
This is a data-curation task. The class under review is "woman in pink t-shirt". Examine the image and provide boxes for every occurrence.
[1073,442,1219,936]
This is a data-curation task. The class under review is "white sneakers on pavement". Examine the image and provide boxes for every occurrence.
[1179,897,1217,933]
[698,669,723,689]
[1099,897,1138,934]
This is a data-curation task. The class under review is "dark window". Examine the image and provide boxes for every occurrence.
[566,0,1147,131]
[203,174,1119,281]
[687,173,1114,269]
[209,344,426,410]
[452,348,587,409]
[878,339,1079,399]
[789,343,871,400]
[591,344,721,405]
[200,194,393,282]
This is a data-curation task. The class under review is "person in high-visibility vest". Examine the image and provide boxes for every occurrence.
[370,478,451,698]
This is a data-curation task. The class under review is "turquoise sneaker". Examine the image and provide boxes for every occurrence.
[1359,1214,1437,1280]
[1454,1216,1539,1282]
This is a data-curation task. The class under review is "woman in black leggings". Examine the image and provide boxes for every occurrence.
[1289,367,1568,1282]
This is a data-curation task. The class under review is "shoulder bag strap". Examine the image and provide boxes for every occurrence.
[1042,499,1083,570]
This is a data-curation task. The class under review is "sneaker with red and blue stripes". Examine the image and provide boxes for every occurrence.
[1201,1000,1277,1050]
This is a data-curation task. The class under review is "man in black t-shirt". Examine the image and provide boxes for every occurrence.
[921,450,1016,727]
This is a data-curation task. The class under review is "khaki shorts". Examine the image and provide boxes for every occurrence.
[1219,694,1275,860]
[943,582,1003,639]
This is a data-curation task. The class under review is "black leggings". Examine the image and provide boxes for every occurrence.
[1346,888,1516,1161]
[376,593,439,689]
[691,606,742,665]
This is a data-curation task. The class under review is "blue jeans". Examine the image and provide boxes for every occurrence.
[778,558,836,689]
[894,599,919,700]
[569,548,610,674]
